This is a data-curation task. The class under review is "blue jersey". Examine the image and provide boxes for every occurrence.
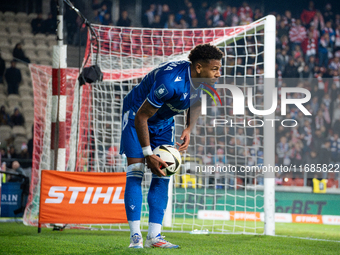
[122,60,202,125]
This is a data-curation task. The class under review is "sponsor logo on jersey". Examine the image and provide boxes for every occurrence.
[155,84,168,99]
[166,103,184,113]
[175,76,182,82]
[164,66,173,71]
[183,93,188,99]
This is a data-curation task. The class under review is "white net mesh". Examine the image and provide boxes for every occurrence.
[24,17,274,234]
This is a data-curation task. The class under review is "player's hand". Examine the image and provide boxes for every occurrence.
[176,128,190,151]
[145,154,167,177]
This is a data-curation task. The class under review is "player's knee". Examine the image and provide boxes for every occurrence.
[126,163,145,178]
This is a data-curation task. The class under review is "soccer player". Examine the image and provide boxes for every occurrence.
[120,43,223,248]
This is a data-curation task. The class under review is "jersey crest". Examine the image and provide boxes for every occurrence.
[154,84,168,99]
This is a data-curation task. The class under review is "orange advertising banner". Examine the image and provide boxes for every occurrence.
[292,214,323,224]
[39,170,127,224]
[229,211,261,221]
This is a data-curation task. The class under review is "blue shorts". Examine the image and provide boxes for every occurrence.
[119,112,175,158]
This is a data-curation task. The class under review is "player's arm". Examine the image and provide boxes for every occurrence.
[135,100,168,177]
[177,100,201,151]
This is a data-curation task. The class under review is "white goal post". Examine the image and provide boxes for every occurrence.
[263,15,276,236]
[25,15,276,235]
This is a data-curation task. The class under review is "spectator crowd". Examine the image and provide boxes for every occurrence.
[2,0,340,187]
[84,0,340,185]
[129,0,340,184]
[31,12,57,35]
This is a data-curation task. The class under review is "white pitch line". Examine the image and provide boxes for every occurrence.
[275,234,340,243]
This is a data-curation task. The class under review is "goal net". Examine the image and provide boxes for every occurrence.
[24,16,276,235]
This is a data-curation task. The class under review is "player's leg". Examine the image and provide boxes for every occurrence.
[145,175,180,248]
[120,116,145,248]
[147,175,170,236]
[145,121,179,248]
[125,158,144,248]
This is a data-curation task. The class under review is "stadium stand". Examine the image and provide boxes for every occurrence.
[12,125,27,137]
[1,1,340,188]
[0,10,50,161]
[0,93,7,105]
[0,84,5,94]
[13,136,28,155]
[0,125,11,144]
[283,178,294,186]
[293,178,305,186]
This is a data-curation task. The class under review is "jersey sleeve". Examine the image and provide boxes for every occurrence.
[147,75,175,108]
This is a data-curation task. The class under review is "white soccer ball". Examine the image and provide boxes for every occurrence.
[153,145,181,176]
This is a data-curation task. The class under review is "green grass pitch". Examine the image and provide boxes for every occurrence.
[0,222,339,254]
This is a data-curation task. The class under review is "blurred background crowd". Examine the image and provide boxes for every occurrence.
[1,0,340,188]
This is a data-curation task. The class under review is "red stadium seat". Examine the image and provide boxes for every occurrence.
[327,179,339,188]
[184,38,194,47]
[236,178,244,189]
[215,29,224,37]
[162,36,172,44]
[163,46,174,56]
[184,30,193,37]
[142,29,152,39]
[152,30,162,37]
[131,29,142,36]
[163,30,173,37]
[194,30,203,38]
[194,38,203,45]
[173,30,183,37]
[142,46,152,55]
[154,46,163,56]
[143,36,152,45]
[282,178,293,186]
[131,35,141,44]
[122,34,131,44]
[152,37,162,46]
[293,178,304,186]
[204,30,213,37]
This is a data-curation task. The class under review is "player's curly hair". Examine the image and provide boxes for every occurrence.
[188,43,223,64]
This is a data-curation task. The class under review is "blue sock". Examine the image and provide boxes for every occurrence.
[124,163,144,221]
[148,175,170,224]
